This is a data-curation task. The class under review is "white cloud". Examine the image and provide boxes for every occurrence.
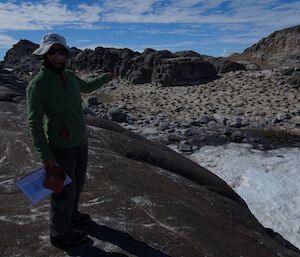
[76,39,91,43]
[100,0,300,30]
[0,0,102,30]
[143,28,200,36]
[1,0,299,32]
[101,0,225,23]
[166,0,225,13]
[103,0,156,14]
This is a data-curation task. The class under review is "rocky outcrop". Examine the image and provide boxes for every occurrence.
[3,39,41,81]
[71,47,218,86]
[286,68,300,87]
[0,68,26,102]
[2,25,300,86]
[174,50,202,58]
[3,41,219,86]
[0,100,299,257]
[152,57,217,86]
[205,57,246,74]
[230,25,300,69]
[5,25,299,87]
[69,47,139,77]
[123,49,175,84]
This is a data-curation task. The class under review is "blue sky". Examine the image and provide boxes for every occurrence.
[0,0,300,60]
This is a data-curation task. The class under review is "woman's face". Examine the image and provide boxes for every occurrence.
[46,44,67,68]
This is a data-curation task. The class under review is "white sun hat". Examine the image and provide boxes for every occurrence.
[33,32,72,55]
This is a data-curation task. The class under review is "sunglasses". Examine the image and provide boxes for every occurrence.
[47,48,67,56]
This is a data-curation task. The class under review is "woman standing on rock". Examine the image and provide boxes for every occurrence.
[26,33,113,249]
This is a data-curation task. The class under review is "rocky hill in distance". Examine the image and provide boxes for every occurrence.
[230,24,300,69]
[1,41,219,86]
[2,24,300,87]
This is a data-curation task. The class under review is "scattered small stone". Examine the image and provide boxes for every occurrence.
[197,115,213,124]
[182,128,194,137]
[174,106,184,112]
[229,118,243,128]
[234,109,245,115]
[158,121,170,131]
[168,134,185,142]
[213,114,228,125]
[192,145,199,151]
[295,117,300,128]
[87,96,98,106]
[178,140,193,152]
[253,111,266,117]
[188,137,207,146]
[232,102,244,108]
[230,130,244,141]
[107,107,129,123]
[276,113,291,121]
[190,120,201,126]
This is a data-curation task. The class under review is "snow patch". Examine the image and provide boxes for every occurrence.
[186,143,300,248]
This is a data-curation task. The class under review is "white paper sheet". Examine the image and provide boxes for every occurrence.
[16,167,72,204]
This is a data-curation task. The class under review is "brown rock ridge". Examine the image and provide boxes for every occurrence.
[2,24,300,85]
[230,24,300,69]
[2,39,40,81]
[2,41,241,86]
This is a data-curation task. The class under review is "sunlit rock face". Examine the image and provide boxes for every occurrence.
[230,25,300,69]
[0,100,299,257]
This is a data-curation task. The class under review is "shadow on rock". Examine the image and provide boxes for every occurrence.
[74,221,172,257]
[66,237,128,257]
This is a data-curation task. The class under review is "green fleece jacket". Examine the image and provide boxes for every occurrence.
[26,65,110,161]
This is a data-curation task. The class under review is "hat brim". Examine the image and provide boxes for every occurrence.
[32,42,72,56]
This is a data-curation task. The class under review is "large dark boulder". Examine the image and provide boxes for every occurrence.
[204,57,246,73]
[124,50,218,85]
[0,101,299,257]
[286,68,300,87]
[69,47,139,76]
[124,49,175,84]
[152,57,217,86]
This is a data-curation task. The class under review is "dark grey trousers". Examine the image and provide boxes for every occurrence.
[50,143,88,237]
